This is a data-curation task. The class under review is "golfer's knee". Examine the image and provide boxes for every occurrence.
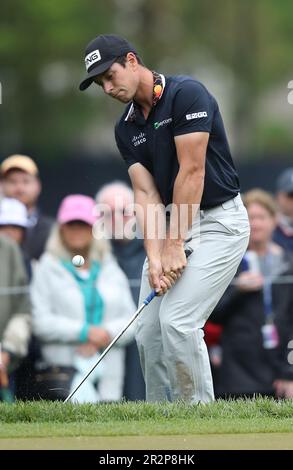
[135,325,158,349]
[160,314,205,341]
[160,318,187,343]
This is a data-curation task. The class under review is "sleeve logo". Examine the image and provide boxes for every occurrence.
[186,111,207,120]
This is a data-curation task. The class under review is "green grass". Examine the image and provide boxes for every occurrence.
[0,398,293,438]
[1,397,293,423]
[1,418,293,439]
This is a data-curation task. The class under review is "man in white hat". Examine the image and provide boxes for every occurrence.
[0,197,28,243]
[0,197,31,276]
[0,198,31,400]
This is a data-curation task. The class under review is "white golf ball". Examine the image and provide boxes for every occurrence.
[72,255,85,267]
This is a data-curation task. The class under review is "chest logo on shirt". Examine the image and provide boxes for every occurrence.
[153,117,172,130]
[186,111,207,120]
[132,132,146,147]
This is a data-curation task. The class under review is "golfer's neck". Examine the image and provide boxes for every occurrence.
[134,68,154,118]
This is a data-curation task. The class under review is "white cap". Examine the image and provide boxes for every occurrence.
[0,197,28,228]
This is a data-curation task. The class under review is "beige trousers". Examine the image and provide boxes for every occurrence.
[136,194,250,403]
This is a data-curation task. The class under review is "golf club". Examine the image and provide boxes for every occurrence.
[64,245,194,403]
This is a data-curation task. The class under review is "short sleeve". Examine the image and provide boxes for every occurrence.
[115,125,137,169]
[172,80,214,136]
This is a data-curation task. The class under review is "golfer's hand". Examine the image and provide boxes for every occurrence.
[148,259,174,296]
[236,271,264,292]
[161,241,187,278]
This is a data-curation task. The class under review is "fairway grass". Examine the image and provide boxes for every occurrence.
[1,433,293,450]
[0,397,293,439]
[1,417,293,439]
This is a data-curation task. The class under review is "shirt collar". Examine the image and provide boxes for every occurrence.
[124,72,166,122]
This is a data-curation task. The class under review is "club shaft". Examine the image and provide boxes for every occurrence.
[63,302,146,403]
[63,245,193,403]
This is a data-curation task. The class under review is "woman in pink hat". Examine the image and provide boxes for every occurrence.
[31,194,136,402]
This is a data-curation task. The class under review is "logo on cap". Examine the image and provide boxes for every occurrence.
[85,49,101,71]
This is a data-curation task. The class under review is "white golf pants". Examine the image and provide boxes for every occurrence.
[136,194,250,403]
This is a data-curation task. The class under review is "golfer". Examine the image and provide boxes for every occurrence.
[79,34,250,403]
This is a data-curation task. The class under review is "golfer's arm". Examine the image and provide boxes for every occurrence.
[169,131,208,243]
[128,163,165,260]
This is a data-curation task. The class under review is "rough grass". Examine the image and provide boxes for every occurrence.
[0,397,292,439]
[1,397,293,425]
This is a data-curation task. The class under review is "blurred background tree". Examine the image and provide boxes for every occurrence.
[0,0,292,162]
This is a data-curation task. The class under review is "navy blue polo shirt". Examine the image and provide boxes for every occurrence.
[115,73,239,209]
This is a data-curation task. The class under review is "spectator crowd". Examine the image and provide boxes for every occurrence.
[0,154,293,402]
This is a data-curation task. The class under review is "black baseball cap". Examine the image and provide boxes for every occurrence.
[276,168,293,194]
[79,34,137,91]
